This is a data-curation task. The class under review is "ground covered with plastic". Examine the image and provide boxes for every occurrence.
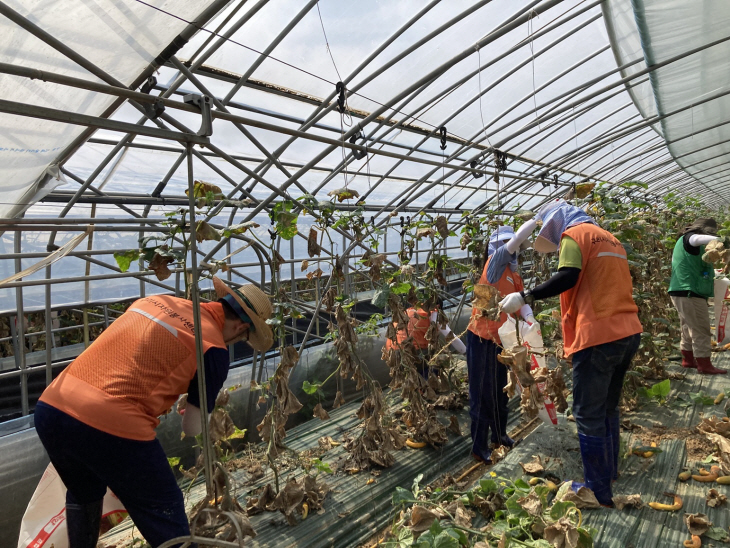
[99,353,730,548]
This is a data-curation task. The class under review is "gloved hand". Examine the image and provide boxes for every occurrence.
[520,319,541,340]
[499,292,525,314]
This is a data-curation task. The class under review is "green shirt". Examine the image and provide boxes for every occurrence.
[558,236,583,270]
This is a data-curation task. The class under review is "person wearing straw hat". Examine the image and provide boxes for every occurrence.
[499,199,642,506]
[467,221,536,464]
[668,217,726,375]
[33,277,272,548]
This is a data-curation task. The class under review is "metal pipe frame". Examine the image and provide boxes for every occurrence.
[3,0,729,419]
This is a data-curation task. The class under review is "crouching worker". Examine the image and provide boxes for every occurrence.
[500,200,642,506]
[467,221,537,463]
[386,298,467,376]
[668,217,726,374]
[34,278,273,548]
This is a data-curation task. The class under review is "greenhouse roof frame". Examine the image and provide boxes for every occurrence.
[1,0,730,404]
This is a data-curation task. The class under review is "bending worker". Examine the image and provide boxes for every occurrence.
[387,298,467,374]
[34,278,273,548]
[668,217,726,374]
[499,199,642,507]
[467,222,536,463]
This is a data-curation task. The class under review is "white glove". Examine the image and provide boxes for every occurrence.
[499,292,525,314]
[519,304,535,323]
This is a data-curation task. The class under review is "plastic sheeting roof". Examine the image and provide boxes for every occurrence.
[604,0,730,201]
[0,0,725,312]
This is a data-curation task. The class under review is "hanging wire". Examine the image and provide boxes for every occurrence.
[130,0,594,162]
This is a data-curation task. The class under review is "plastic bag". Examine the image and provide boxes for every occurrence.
[715,277,730,346]
[17,463,128,548]
[498,316,558,426]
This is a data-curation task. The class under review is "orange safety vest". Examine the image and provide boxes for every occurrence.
[386,308,431,350]
[39,295,227,441]
[560,223,642,356]
[468,255,524,345]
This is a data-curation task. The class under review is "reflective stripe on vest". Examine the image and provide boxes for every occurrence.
[39,296,227,441]
[468,255,524,344]
[559,224,642,356]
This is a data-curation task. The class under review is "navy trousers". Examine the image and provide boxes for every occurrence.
[34,402,191,548]
[572,333,641,437]
[466,332,509,461]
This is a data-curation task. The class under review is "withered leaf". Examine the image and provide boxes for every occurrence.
[148,252,174,281]
[313,403,330,420]
[333,390,346,409]
[435,216,449,238]
[327,187,360,202]
[195,220,221,243]
[307,227,321,257]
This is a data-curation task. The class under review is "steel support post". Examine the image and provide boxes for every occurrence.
[186,144,215,498]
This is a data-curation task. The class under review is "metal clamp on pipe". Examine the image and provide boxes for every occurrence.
[183,93,214,138]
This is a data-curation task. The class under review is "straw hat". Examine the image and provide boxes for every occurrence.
[212,277,274,351]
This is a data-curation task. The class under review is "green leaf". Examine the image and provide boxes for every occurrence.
[372,287,390,308]
[577,527,595,548]
[514,478,531,490]
[650,379,671,398]
[691,391,716,406]
[391,486,412,507]
[167,456,180,468]
[550,500,576,520]
[478,479,497,494]
[302,380,321,395]
[705,526,729,542]
[312,458,333,474]
[391,282,412,295]
[432,531,460,548]
[113,250,141,272]
[226,426,247,440]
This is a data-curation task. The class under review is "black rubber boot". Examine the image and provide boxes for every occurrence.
[66,499,103,548]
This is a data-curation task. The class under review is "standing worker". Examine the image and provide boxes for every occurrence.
[33,278,273,548]
[499,200,642,506]
[668,217,726,374]
[467,222,537,463]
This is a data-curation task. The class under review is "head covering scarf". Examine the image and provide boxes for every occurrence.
[681,217,717,236]
[534,199,596,253]
[488,226,518,271]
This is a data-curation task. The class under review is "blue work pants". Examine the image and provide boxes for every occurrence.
[466,332,509,461]
[34,402,191,548]
[571,334,641,437]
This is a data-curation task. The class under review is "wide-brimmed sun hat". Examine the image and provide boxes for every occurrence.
[212,277,274,351]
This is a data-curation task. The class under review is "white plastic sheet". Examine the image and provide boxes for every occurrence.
[0,0,216,219]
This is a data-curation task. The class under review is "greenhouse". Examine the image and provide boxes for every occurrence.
[4,0,730,546]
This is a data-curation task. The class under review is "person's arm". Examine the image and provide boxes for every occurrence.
[688,233,719,247]
[504,219,537,254]
[183,347,230,436]
[523,268,581,301]
[430,311,466,354]
[182,403,203,437]
[499,236,582,312]
[486,220,538,284]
